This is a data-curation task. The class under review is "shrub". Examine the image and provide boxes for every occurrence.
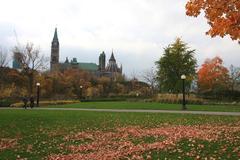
[10,100,80,107]
[0,99,14,107]
[154,93,204,105]
[81,97,126,102]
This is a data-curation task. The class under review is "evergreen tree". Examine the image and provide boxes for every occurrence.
[156,38,197,93]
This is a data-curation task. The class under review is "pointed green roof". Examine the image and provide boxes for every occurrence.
[109,52,116,62]
[78,63,98,71]
[53,28,58,41]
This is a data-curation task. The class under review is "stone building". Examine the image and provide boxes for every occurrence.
[97,51,122,77]
[50,28,122,78]
[50,28,59,71]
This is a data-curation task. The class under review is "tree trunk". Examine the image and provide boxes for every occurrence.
[28,71,34,96]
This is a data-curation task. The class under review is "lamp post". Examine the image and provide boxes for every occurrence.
[79,85,83,100]
[36,82,40,107]
[136,93,139,98]
[181,75,186,110]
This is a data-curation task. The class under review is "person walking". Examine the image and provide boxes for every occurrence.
[22,96,28,109]
[29,96,35,109]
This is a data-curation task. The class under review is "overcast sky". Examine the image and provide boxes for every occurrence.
[0,0,239,78]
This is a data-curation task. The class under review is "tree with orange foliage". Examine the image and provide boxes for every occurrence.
[186,0,240,41]
[198,56,230,95]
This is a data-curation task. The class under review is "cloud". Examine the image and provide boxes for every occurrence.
[0,0,239,78]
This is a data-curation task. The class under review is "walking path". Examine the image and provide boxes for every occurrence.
[1,107,240,116]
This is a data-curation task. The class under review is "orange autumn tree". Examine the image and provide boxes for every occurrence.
[186,0,240,41]
[198,56,230,95]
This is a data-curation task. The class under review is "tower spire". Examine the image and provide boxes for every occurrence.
[51,28,60,71]
[109,50,116,62]
[53,28,58,41]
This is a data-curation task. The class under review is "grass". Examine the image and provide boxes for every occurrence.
[0,109,240,159]
[45,101,240,112]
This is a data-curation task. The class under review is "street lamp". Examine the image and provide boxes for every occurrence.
[136,93,139,98]
[79,85,83,100]
[36,82,40,107]
[181,75,186,110]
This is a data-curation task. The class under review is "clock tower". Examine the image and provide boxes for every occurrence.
[50,28,59,71]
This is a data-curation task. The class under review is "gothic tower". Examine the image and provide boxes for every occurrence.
[98,51,106,71]
[106,52,118,72]
[50,28,59,71]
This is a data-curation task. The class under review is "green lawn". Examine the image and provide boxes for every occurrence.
[0,109,240,159]
[45,101,240,112]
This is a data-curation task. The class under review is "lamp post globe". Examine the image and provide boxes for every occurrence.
[181,75,186,80]
[79,85,83,100]
[181,75,186,110]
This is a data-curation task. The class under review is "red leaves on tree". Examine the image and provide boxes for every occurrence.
[186,0,240,41]
[197,56,230,93]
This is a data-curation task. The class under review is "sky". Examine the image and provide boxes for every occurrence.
[0,0,239,78]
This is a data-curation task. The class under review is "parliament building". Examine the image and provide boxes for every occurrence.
[50,28,122,78]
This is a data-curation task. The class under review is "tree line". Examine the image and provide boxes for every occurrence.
[155,38,240,100]
[0,43,152,103]
[0,38,239,104]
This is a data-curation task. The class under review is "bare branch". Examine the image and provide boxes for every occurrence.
[12,42,49,95]
[230,65,240,91]
[0,47,9,67]
[12,43,49,71]
[142,67,158,91]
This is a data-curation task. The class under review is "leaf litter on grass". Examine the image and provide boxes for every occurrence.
[0,138,18,151]
[48,123,240,160]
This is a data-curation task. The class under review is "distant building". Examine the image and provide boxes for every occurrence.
[12,52,21,70]
[59,57,98,72]
[50,28,60,71]
[97,51,122,78]
[50,28,122,78]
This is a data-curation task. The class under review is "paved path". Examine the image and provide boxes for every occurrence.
[1,107,240,116]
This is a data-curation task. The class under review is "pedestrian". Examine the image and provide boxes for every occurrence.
[29,96,34,108]
[22,96,28,109]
